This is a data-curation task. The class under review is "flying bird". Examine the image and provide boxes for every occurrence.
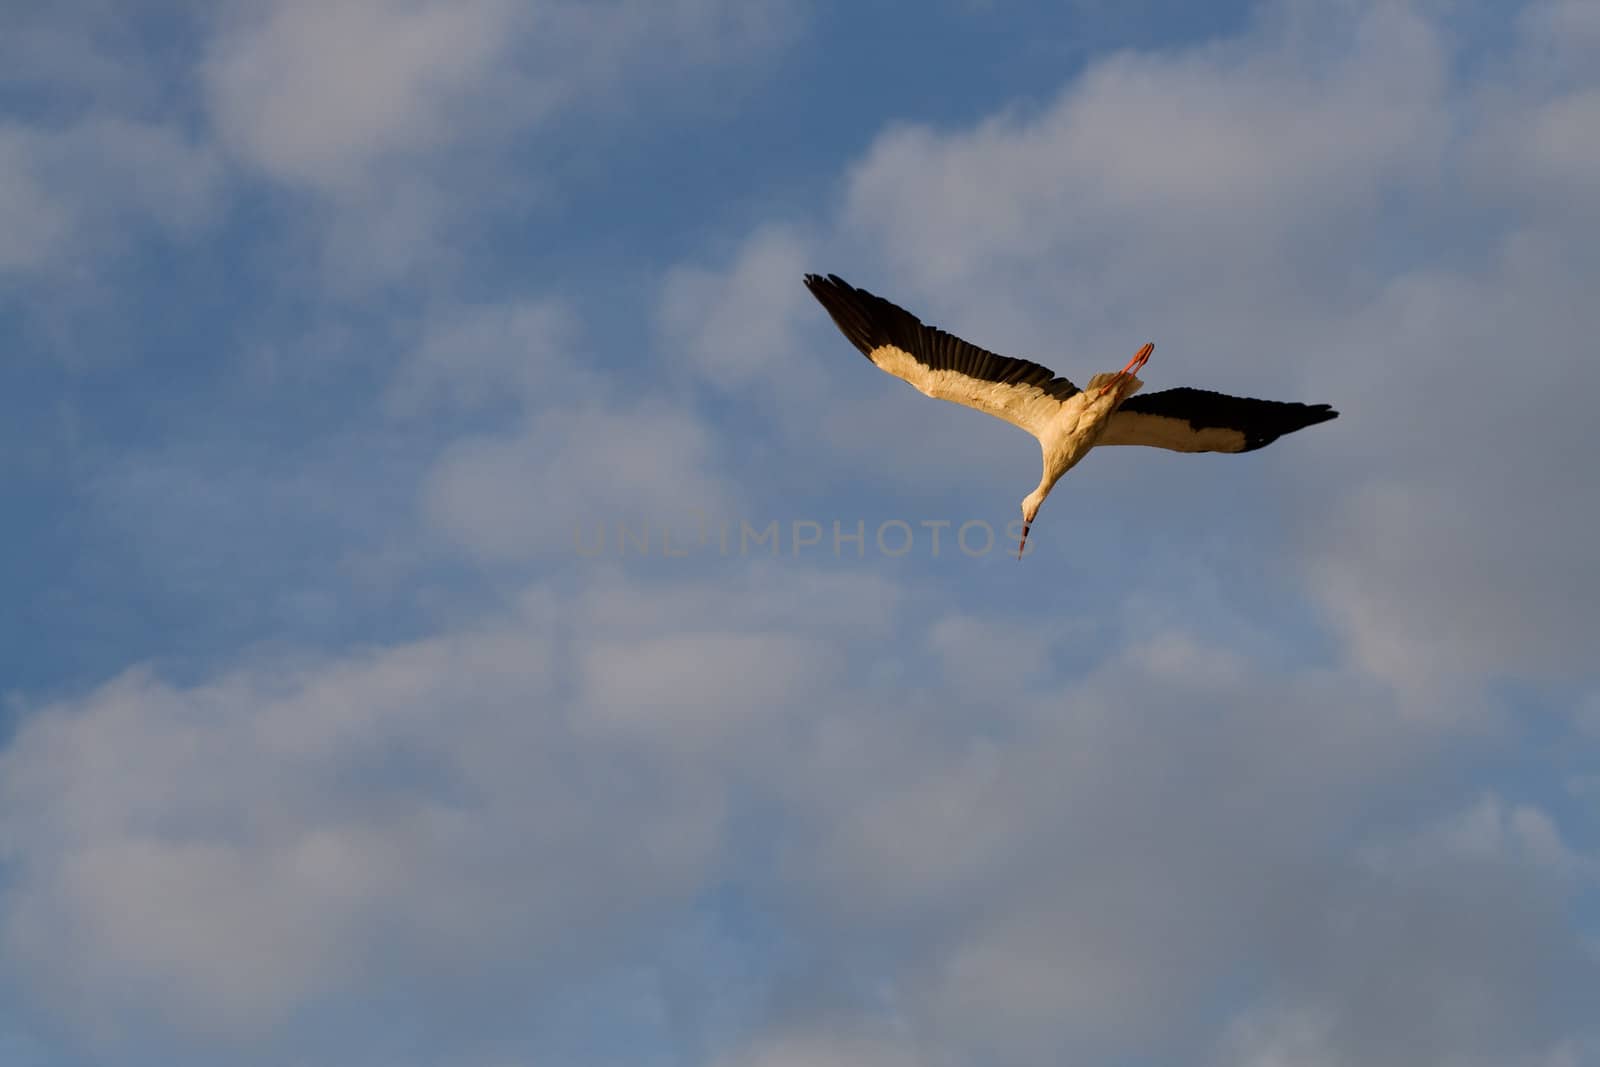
[802,273,1337,559]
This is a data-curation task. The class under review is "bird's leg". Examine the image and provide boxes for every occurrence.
[1096,342,1154,397]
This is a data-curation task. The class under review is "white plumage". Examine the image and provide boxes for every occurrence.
[803,273,1338,558]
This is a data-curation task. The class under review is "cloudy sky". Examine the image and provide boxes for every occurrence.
[3,0,1598,1064]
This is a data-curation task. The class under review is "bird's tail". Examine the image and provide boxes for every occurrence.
[1085,372,1144,398]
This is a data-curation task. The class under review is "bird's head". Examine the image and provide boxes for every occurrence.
[1018,492,1044,560]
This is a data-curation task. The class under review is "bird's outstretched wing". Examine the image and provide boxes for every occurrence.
[1100,387,1338,453]
[804,273,1080,439]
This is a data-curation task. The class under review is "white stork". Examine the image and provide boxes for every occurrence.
[803,273,1338,559]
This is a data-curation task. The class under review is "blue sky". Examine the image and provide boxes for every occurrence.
[3,1,1599,1064]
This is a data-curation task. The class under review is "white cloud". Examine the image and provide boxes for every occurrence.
[0,563,897,1054]
[759,647,1409,1061]
[1363,792,1597,885]
[196,0,802,289]
[711,1029,928,1067]
[646,618,1586,1067]
[658,225,819,392]
[1215,1005,1342,1067]
[391,290,734,563]
[0,4,169,108]
[421,401,730,561]
[6,0,804,292]
[1220,795,1600,1067]
[0,7,225,284]
[0,131,71,272]
[1519,0,1600,70]
[202,0,522,193]
[565,565,902,641]
[4,574,1594,1063]
[579,632,842,755]
[0,118,223,275]
[1297,229,1600,691]
[925,613,1079,700]
[0,578,754,1046]
[383,297,586,417]
[842,1,1446,311]
[202,0,803,192]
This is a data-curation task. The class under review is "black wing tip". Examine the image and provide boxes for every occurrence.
[802,271,883,361]
[800,271,859,302]
[1237,401,1339,450]
[803,271,852,291]
[1121,388,1340,452]
[1267,400,1338,421]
